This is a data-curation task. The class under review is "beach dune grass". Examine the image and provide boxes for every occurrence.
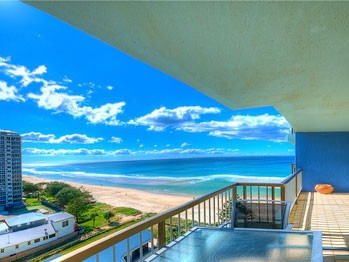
[79,202,142,232]
[114,207,141,216]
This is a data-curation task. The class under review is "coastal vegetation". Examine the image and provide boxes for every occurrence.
[103,210,115,224]
[23,181,144,231]
[21,180,157,261]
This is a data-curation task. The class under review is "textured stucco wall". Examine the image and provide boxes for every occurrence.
[296,132,349,192]
[24,1,349,132]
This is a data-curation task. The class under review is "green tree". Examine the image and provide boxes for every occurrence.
[55,187,84,207]
[90,212,99,228]
[23,181,39,194]
[45,181,71,197]
[66,191,91,223]
[103,211,114,224]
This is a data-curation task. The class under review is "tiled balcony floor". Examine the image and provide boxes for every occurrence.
[289,192,349,262]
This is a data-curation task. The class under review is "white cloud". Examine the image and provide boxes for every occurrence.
[22,132,103,144]
[22,147,134,156]
[82,102,126,125]
[0,81,25,102]
[109,136,123,144]
[31,65,47,75]
[144,148,226,155]
[21,132,55,142]
[27,82,126,125]
[107,85,113,90]
[22,147,230,157]
[129,106,221,131]
[139,144,144,148]
[63,76,72,83]
[177,114,291,142]
[130,105,290,142]
[0,57,10,65]
[111,149,133,155]
[181,142,190,148]
[26,82,126,126]
[0,57,47,87]
[180,148,224,155]
[54,134,104,144]
[144,148,182,155]
[1,57,126,126]
[227,149,240,153]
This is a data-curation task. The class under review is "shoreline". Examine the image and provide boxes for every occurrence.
[22,175,194,213]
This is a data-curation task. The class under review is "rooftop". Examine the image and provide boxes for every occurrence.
[0,223,55,248]
[47,212,74,222]
[0,130,19,136]
[5,213,47,227]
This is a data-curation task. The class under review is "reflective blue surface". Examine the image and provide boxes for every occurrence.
[152,228,316,262]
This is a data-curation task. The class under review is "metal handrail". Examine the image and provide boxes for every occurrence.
[54,184,235,261]
[53,170,303,262]
[280,169,302,184]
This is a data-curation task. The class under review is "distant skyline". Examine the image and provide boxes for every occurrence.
[0,1,294,164]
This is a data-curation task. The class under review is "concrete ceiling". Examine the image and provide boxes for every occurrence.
[24,1,349,132]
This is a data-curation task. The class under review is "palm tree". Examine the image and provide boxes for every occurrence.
[90,213,98,228]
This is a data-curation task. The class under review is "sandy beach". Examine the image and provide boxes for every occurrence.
[22,175,194,213]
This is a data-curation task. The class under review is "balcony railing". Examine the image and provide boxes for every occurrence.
[233,169,302,210]
[54,170,302,262]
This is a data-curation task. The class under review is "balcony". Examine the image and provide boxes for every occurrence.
[52,170,310,262]
[290,192,349,261]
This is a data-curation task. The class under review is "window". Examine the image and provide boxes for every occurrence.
[43,236,48,240]
[49,233,56,239]
[34,238,40,243]
[28,241,31,245]
[0,249,4,253]
[62,220,69,227]
[15,245,19,249]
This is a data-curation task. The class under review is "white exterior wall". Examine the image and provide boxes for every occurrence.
[0,212,75,259]
[51,217,75,238]
[0,234,58,259]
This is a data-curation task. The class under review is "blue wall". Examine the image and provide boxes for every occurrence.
[296,132,349,192]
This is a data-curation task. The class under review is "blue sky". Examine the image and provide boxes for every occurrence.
[0,1,294,164]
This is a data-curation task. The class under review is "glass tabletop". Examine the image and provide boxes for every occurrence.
[151,227,320,262]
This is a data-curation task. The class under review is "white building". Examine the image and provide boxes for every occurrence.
[47,212,76,238]
[0,130,23,211]
[0,212,76,260]
[0,222,8,235]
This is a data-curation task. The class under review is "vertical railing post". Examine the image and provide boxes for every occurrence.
[281,185,286,201]
[243,185,247,200]
[271,186,275,201]
[158,221,166,249]
[295,174,298,199]
[232,185,237,200]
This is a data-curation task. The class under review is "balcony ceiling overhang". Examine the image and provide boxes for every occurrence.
[24,1,349,132]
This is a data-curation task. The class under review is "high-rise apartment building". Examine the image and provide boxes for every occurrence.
[0,130,23,211]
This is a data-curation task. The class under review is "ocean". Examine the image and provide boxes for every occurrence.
[23,156,294,196]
